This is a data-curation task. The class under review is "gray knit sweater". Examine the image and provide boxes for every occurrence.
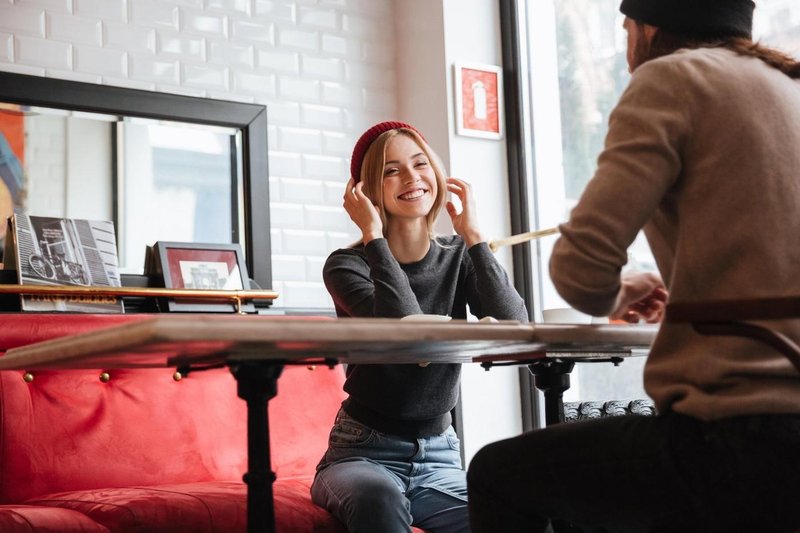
[551,47,800,420]
[323,235,527,437]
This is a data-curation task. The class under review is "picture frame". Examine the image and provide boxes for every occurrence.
[453,62,504,140]
[154,241,253,313]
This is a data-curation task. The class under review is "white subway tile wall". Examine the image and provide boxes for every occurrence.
[0,5,47,38]
[74,0,127,23]
[0,0,398,310]
[47,12,102,46]
[15,34,72,69]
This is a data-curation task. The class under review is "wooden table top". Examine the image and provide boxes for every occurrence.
[0,315,657,370]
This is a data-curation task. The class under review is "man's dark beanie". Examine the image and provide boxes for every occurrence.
[619,0,755,39]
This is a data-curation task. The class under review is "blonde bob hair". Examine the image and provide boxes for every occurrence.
[357,127,448,241]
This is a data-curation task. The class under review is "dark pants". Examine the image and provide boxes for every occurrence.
[467,412,800,533]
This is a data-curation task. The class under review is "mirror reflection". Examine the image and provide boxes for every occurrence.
[0,104,243,274]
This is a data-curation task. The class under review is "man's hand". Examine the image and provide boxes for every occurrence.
[610,271,668,323]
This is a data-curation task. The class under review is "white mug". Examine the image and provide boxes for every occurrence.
[541,307,607,324]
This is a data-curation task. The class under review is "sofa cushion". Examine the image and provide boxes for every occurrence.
[26,479,347,533]
[27,481,247,533]
[0,504,110,532]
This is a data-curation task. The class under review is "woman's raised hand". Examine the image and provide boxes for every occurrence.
[343,178,383,243]
[445,177,485,247]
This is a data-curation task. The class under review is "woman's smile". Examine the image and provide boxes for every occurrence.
[398,188,428,201]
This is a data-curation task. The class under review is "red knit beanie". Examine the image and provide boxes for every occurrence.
[350,121,424,182]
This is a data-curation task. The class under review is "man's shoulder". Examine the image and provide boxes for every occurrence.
[670,46,739,63]
[627,47,755,103]
[639,47,746,78]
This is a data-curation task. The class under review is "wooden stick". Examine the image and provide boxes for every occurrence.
[488,227,559,252]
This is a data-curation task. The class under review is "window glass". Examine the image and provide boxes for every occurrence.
[522,0,800,402]
[119,120,241,273]
[755,0,800,51]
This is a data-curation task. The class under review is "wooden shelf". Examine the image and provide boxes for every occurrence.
[0,284,279,314]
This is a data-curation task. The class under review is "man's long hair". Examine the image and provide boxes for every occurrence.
[634,25,800,79]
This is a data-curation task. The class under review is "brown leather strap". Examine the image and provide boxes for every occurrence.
[666,298,800,374]
[666,297,800,322]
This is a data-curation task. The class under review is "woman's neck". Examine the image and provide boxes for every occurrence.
[386,218,431,264]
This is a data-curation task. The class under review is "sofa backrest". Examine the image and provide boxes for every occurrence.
[0,315,346,503]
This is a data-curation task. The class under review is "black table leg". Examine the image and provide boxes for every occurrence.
[528,360,575,426]
[231,362,284,533]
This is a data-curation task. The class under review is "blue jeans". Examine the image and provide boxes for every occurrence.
[311,408,470,533]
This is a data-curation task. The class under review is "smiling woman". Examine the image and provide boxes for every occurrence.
[313,120,528,532]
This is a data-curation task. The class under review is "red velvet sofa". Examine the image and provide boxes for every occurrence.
[0,314,358,532]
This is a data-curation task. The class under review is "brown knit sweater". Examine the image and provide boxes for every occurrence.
[550,47,800,420]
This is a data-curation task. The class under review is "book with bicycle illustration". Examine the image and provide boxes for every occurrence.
[3,214,124,312]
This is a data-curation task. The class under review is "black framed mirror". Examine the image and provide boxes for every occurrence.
[0,70,270,290]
